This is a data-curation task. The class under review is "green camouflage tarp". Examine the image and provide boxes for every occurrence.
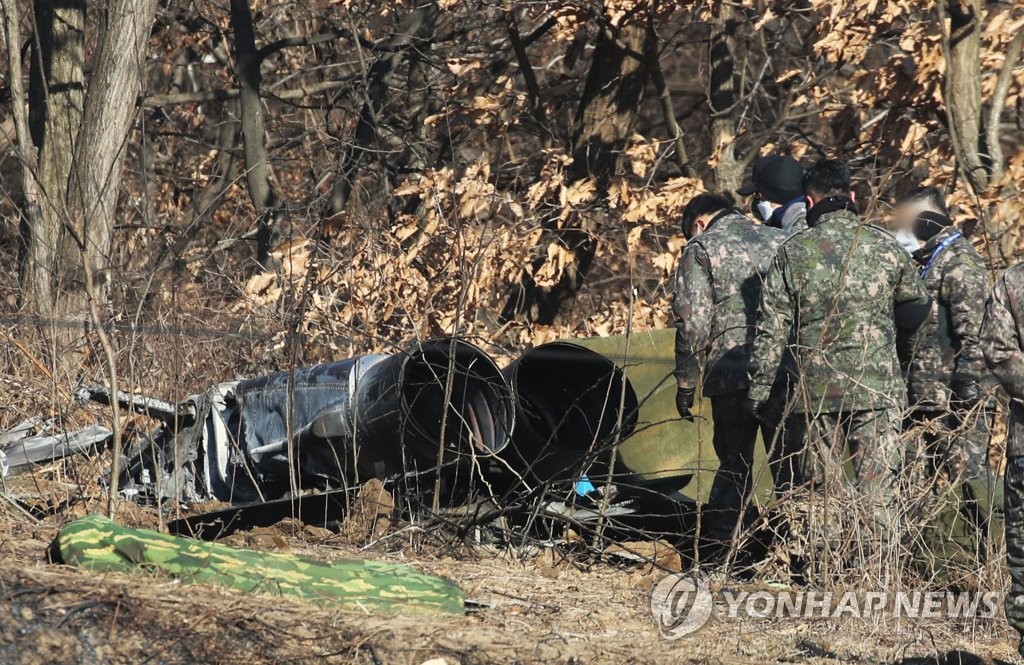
[54,514,464,615]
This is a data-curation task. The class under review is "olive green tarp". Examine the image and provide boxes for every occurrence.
[575,328,773,503]
[54,514,464,615]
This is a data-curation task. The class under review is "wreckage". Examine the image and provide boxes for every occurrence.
[61,337,655,508]
[101,338,518,503]
[1,330,997,577]
[1,333,704,523]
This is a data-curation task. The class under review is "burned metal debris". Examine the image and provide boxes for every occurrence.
[501,341,638,484]
[97,338,517,504]
[8,333,701,542]
[0,419,112,478]
[69,336,651,510]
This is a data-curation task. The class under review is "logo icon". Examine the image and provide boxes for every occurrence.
[650,574,713,639]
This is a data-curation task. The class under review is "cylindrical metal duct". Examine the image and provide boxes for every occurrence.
[354,338,515,470]
[499,342,638,484]
[206,338,514,501]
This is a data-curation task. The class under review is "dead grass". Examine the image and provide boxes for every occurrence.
[0,492,1020,665]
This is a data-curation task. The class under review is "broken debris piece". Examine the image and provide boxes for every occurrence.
[0,423,112,477]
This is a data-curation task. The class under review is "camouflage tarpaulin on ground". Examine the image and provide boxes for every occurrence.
[54,515,464,615]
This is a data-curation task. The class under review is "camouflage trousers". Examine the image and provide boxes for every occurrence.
[904,407,995,550]
[1005,456,1024,636]
[904,407,991,485]
[704,383,801,541]
[791,408,904,541]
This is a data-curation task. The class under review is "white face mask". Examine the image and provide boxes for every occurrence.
[894,228,921,254]
[756,200,775,222]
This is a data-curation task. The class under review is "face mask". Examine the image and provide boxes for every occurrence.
[750,198,774,222]
[894,228,921,254]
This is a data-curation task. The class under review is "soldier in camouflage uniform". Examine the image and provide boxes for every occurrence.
[980,265,1024,656]
[747,160,931,539]
[672,193,791,542]
[893,186,991,488]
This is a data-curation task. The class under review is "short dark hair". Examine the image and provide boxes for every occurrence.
[897,185,948,217]
[803,159,851,199]
[681,193,734,238]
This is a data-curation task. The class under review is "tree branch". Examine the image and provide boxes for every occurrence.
[505,10,550,146]
[326,2,438,216]
[985,29,1024,183]
[257,29,368,62]
[141,78,355,107]
[646,24,693,177]
[522,15,557,47]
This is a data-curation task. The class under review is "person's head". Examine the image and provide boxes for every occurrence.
[681,193,734,240]
[737,155,804,221]
[893,185,948,233]
[802,159,853,208]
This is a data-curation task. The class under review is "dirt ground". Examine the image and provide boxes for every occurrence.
[0,496,1021,665]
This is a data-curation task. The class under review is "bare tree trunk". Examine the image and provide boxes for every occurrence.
[941,0,987,193]
[24,0,85,317]
[0,0,42,263]
[229,0,281,267]
[709,4,742,193]
[71,0,158,514]
[986,30,1024,184]
[326,2,438,217]
[568,23,651,183]
[16,0,158,374]
[501,18,652,324]
[69,0,159,294]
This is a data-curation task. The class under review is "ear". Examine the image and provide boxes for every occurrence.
[805,195,816,209]
[849,191,857,204]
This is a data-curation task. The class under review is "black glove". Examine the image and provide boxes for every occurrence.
[950,377,980,408]
[744,397,768,423]
[676,387,696,420]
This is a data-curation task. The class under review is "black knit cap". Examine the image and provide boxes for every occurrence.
[737,156,805,204]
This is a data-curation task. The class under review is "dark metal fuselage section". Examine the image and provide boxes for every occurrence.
[499,342,638,485]
[227,338,515,499]
[107,338,644,507]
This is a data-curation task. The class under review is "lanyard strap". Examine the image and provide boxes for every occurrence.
[920,231,962,278]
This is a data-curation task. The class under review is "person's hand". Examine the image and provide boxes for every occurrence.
[951,377,980,408]
[676,387,696,421]
[744,397,768,423]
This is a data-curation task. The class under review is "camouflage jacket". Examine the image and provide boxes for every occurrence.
[673,210,786,396]
[903,226,989,408]
[749,209,930,413]
[981,264,1024,457]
